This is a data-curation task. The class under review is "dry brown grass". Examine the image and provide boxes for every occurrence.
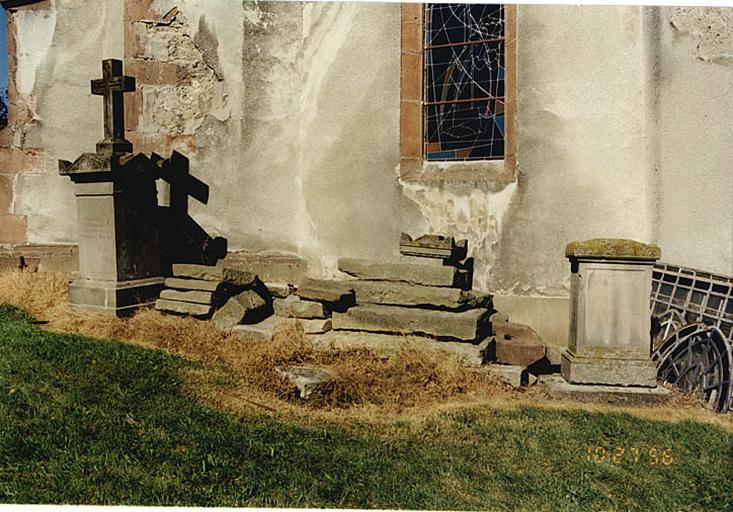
[1,269,731,431]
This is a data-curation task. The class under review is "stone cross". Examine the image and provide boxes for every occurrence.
[91,59,135,154]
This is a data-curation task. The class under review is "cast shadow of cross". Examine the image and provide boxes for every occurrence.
[149,150,228,275]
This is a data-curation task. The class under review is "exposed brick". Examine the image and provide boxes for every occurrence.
[0,175,14,214]
[125,60,190,86]
[124,0,160,21]
[0,214,27,244]
[127,133,196,156]
[400,101,422,158]
[0,147,43,174]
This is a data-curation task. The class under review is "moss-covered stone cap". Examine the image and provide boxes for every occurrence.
[565,239,661,260]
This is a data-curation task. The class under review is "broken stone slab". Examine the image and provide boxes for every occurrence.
[296,278,355,308]
[229,315,280,341]
[312,330,491,366]
[338,257,469,288]
[155,298,211,317]
[165,277,220,292]
[265,282,294,299]
[332,304,491,342]
[493,322,547,367]
[487,364,538,387]
[276,366,335,400]
[172,262,258,287]
[212,290,268,330]
[541,375,672,405]
[273,295,327,319]
[349,280,491,310]
[159,289,213,305]
[399,233,468,260]
[278,317,333,335]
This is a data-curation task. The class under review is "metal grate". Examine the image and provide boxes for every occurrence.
[651,262,733,344]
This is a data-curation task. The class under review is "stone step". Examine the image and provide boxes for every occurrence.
[349,280,491,310]
[312,330,491,366]
[273,295,327,319]
[159,289,213,305]
[155,298,211,317]
[338,257,469,288]
[228,316,331,340]
[296,278,355,307]
[332,304,491,342]
[172,262,258,286]
[165,277,220,292]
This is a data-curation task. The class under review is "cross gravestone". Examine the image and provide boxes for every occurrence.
[58,59,164,315]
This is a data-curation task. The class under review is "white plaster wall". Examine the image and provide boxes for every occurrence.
[655,7,733,275]
[14,0,124,244]
[11,2,732,293]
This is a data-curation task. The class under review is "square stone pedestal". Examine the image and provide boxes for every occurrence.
[561,239,661,388]
[60,153,164,316]
[70,277,164,316]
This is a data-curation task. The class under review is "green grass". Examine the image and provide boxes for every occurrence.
[0,305,731,510]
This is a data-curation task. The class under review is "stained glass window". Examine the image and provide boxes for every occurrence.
[424,3,505,161]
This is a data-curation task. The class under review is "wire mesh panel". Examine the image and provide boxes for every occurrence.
[651,262,733,344]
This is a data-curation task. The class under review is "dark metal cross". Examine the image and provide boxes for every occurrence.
[91,59,135,154]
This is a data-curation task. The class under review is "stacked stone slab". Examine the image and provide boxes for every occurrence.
[331,234,493,344]
[155,262,258,317]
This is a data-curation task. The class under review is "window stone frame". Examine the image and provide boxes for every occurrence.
[399,3,516,183]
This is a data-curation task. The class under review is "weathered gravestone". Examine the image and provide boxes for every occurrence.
[58,59,164,315]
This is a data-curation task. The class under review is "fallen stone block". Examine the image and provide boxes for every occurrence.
[159,289,213,305]
[332,304,490,342]
[155,298,211,317]
[165,277,220,292]
[338,257,469,288]
[266,282,294,299]
[172,262,258,287]
[487,364,537,387]
[297,278,355,308]
[273,295,327,319]
[276,366,334,400]
[279,317,333,335]
[212,290,268,330]
[493,322,546,367]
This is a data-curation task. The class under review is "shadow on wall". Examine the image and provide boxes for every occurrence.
[151,150,227,273]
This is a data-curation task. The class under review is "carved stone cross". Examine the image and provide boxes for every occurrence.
[91,59,135,154]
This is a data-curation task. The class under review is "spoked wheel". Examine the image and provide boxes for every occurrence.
[651,309,686,352]
[653,323,733,413]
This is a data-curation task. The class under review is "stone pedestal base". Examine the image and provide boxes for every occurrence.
[543,375,671,406]
[69,276,165,316]
[561,350,657,387]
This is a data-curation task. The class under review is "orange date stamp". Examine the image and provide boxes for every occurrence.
[585,447,674,465]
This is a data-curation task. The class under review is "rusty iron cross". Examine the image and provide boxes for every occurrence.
[91,59,135,154]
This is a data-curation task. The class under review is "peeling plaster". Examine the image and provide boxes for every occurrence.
[400,181,517,292]
[15,8,57,96]
[668,7,733,62]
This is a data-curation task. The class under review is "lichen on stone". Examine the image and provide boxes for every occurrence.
[565,239,661,260]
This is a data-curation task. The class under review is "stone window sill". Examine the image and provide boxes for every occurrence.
[399,158,516,188]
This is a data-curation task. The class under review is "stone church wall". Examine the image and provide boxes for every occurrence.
[1,1,731,344]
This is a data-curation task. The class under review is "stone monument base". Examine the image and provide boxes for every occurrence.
[561,350,658,387]
[69,276,165,316]
[542,375,672,406]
